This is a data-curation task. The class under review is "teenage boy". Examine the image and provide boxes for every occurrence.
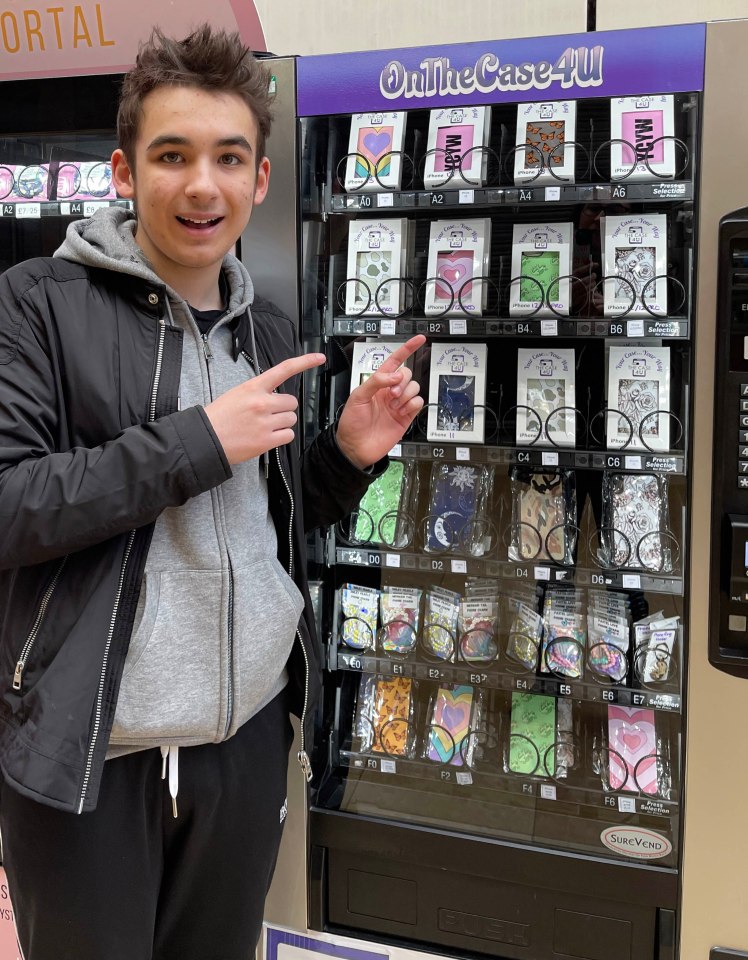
[0,25,424,960]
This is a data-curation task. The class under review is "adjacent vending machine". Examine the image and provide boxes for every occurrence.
[293,23,709,960]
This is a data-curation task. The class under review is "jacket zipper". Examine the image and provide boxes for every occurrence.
[13,556,68,692]
[242,349,312,780]
[78,316,166,813]
[201,324,234,737]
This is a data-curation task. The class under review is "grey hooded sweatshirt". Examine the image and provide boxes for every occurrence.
[55,207,305,756]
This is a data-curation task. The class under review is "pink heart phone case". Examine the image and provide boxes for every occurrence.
[607,704,658,794]
[436,250,474,301]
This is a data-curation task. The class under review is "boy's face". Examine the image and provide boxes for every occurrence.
[111,85,269,294]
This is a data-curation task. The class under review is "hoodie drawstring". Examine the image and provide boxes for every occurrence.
[160,745,180,818]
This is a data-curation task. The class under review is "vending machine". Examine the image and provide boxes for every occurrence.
[289,21,720,960]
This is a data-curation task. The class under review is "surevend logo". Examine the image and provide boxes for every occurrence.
[600,826,672,860]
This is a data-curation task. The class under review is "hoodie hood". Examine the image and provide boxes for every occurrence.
[54,206,254,316]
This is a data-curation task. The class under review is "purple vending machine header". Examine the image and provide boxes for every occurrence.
[296,23,706,116]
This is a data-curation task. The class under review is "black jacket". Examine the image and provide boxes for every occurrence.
[0,256,374,813]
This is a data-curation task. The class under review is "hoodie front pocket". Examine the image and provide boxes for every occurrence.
[121,573,160,679]
[110,570,225,745]
[227,558,305,737]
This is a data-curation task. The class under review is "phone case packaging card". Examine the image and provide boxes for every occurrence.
[345,112,407,192]
[427,342,487,444]
[606,346,671,451]
[610,95,675,182]
[425,219,491,316]
[510,222,573,317]
[603,214,668,317]
[516,348,576,447]
[350,339,408,392]
[514,101,576,185]
[345,219,410,316]
[423,106,492,190]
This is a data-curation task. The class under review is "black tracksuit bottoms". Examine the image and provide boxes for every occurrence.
[0,688,293,960]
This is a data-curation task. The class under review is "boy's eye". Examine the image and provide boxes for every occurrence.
[160,152,182,164]
[219,154,242,166]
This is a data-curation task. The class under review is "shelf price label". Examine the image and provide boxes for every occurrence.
[449,318,467,336]
[380,319,397,336]
[541,319,558,336]
[544,187,561,201]
[451,559,467,574]
[456,772,473,786]
[16,203,40,219]
[385,553,401,568]
[540,784,557,800]
[459,189,475,204]
[83,201,108,217]
[380,759,397,774]
[617,796,637,814]
[627,319,645,337]
[377,193,394,207]
[622,574,641,589]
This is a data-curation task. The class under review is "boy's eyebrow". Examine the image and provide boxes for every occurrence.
[146,134,254,153]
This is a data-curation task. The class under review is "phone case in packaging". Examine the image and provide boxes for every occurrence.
[507,692,556,776]
[354,674,417,756]
[425,684,482,766]
[350,339,408,393]
[424,222,492,317]
[602,214,668,317]
[600,472,671,571]
[509,469,577,565]
[514,100,577,185]
[427,342,488,443]
[516,347,576,446]
[344,112,407,192]
[345,219,410,316]
[350,459,417,549]
[379,586,422,656]
[422,586,461,661]
[424,462,494,555]
[423,106,492,189]
[606,346,671,452]
[510,224,574,318]
[340,584,379,651]
[605,704,668,795]
[540,584,586,679]
[610,95,675,182]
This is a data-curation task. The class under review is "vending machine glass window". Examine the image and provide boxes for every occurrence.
[297,25,703,960]
[0,73,128,274]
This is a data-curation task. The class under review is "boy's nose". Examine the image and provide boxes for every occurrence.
[185,161,219,198]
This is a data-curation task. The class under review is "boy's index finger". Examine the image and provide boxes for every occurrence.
[375,334,427,374]
[258,352,326,390]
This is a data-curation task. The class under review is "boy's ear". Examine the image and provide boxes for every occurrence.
[253,156,271,206]
[111,149,135,199]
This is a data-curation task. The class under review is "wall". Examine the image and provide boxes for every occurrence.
[256,0,748,55]
[256,1,587,56]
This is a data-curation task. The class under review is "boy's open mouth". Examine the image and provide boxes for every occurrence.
[176,216,223,229]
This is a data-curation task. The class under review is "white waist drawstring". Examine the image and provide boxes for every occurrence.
[160,745,180,818]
